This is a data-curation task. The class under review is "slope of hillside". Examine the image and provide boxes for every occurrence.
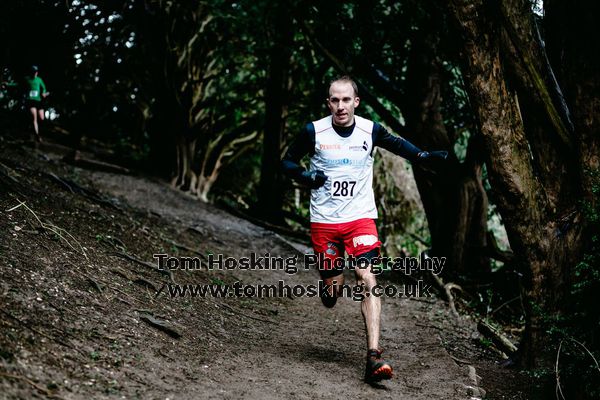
[0,138,530,399]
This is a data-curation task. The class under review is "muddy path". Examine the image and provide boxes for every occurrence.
[0,141,530,399]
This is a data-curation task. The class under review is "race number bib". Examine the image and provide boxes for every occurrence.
[29,90,39,98]
[331,180,357,198]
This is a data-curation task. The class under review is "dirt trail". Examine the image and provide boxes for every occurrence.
[0,141,528,399]
[89,171,476,400]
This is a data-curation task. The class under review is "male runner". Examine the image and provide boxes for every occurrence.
[25,65,49,141]
[281,76,446,382]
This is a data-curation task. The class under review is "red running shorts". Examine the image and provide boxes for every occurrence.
[310,218,381,273]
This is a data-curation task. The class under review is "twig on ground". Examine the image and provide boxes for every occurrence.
[6,199,88,261]
[114,251,174,282]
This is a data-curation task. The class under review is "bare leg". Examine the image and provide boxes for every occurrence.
[38,108,45,139]
[30,107,39,135]
[323,273,345,296]
[355,266,380,350]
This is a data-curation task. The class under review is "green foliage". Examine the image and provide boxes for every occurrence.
[211,277,225,286]
[90,350,100,361]
[542,171,600,398]
[479,337,493,349]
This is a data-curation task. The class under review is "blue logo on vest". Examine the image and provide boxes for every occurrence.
[324,158,367,166]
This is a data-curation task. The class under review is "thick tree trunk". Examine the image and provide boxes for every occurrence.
[257,4,292,224]
[447,0,586,368]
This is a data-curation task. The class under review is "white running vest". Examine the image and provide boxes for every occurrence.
[309,115,377,223]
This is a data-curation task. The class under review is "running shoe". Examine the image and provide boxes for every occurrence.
[365,349,393,382]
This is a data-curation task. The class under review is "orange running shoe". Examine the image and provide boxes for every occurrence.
[365,349,393,382]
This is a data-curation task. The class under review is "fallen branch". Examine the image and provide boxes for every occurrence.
[477,320,518,357]
[114,251,174,282]
[139,312,182,338]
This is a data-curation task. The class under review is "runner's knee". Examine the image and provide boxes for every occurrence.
[355,266,377,287]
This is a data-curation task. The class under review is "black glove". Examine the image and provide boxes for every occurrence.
[299,170,328,189]
[417,150,448,161]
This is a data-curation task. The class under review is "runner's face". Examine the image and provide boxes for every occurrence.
[327,82,360,127]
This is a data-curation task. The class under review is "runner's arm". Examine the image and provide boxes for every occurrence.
[281,123,314,181]
[372,123,422,161]
[40,78,48,96]
[373,123,447,162]
[281,124,327,188]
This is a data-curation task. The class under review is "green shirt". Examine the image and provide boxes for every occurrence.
[25,75,47,101]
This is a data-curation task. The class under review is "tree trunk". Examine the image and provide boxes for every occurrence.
[257,4,292,224]
[447,0,586,368]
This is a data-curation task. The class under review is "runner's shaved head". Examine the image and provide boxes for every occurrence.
[328,75,358,97]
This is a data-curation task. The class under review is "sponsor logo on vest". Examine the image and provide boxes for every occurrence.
[352,234,378,248]
[349,140,369,151]
[320,144,342,150]
[324,158,368,166]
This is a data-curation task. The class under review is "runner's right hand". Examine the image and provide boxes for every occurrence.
[300,170,328,189]
[417,150,448,161]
